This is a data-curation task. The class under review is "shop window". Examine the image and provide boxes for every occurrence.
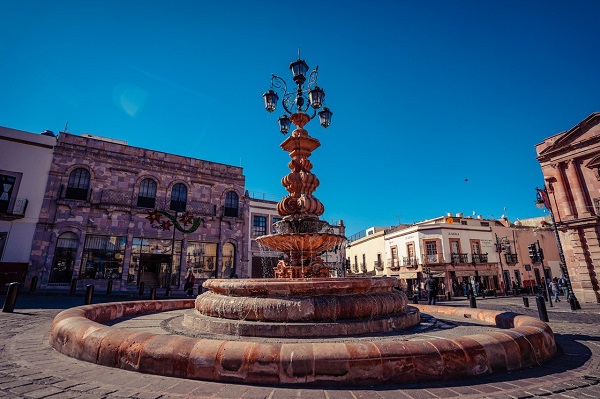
[186,242,218,279]
[224,191,239,217]
[137,178,157,208]
[170,183,187,212]
[65,168,90,200]
[79,235,126,279]
[49,232,79,283]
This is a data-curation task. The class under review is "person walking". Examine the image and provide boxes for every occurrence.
[184,269,196,296]
[550,277,560,302]
[558,276,568,298]
[424,275,438,305]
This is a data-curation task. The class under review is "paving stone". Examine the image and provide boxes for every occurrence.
[23,386,65,398]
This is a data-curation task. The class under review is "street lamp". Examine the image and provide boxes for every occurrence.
[535,187,580,310]
[262,50,333,134]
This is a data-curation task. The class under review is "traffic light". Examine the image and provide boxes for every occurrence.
[528,244,537,261]
[537,245,544,261]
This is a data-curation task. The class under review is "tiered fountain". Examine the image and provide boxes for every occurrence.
[185,54,420,337]
[50,54,557,387]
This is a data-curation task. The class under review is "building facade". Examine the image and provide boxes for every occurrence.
[29,132,248,293]
[346,215,559,298]
[0,127,56,286]
[536,112,600,303]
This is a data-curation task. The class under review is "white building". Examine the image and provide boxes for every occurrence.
[0,127,56,285]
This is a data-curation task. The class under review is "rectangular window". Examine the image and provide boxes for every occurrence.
[425,240,438,263]
[187,242,218,279]
[80,235,126,279]
[253,215,267,237]
[0,174,16,213]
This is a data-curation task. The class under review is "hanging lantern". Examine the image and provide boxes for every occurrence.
[262,89,278,113]
[318,107,333,128]
[289,59,309,85]
[278,114,291,134]
[308,86,324,109]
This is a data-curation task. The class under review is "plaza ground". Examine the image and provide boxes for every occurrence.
[0,291,599,399]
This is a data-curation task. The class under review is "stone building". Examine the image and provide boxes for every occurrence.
[29,132,247,294]
[536,112,600,303]
[0,127,56,286]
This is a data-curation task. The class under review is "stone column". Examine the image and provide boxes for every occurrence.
[565,159,591,218]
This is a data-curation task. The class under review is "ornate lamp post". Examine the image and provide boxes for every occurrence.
[535,187,580,310]
[262,50,333,134]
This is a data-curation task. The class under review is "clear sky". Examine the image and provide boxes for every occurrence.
[2,1,599,236]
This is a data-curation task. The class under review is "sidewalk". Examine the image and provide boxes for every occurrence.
[0,293,598,399]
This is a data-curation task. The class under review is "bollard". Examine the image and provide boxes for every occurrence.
[548,291,553,307]
[447,291,451,301]
[523,297,529,307]
[412,294,419,304]
[84,285,94,305]
[106,279,113,295]
[138,282,145,297]
[29,276,38,293]
[469,295,477,308]
[535,295,549,322]
[70,279,78,295]
[2,282,20,313]
[569,295,577,311]
[165,287,171,297]
[150,287,156,300]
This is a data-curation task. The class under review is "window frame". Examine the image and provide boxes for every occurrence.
[65,168,91,200]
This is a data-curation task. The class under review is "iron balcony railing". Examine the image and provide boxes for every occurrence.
[360,262,367,272]
[451,253,469,265]
[374,260,384,271]
[98,190,217,216]
[471,253,489,264]
[387,258,401,270]
[505,253,518,265]
[402,257,418,267]
[59,184,92,202]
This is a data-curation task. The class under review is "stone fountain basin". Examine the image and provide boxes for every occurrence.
[202,277,396,297]
[50,299,557,386]
[255,232,345,255]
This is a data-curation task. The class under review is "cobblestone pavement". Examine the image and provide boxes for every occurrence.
[0,292,598,399]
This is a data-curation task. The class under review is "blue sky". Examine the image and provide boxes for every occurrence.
[2,1,599,236]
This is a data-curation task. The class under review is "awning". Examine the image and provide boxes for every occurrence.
[431,271,446,278]
[395,272,418,279]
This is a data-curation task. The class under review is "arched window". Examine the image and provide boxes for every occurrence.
[222,242,236,278]
[65,168,90,200]
[170,183,187,212]
[49,232,79,283]
[224,191,239,217]
[137,178,157,208]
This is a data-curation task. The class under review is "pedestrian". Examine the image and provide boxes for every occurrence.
[550,277,560,302]
[474,281,480,297]
[511,280,518,296]
[467,282,474,299]
[184,269,195,296]
[558,276,568,298]
[424,275,438,305]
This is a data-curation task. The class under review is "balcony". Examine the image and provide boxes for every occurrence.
[222,205,243,219]
[374,260,384,271]
[360,262,367,273]
[98,190,217,216]
[424,254,441,264]
[0,198,28,220]
[505,253,518,265]
[351,263,359,273]
[451,253,469,265]
[387,258,400,271]
[471,253,489,264]
[402,257,418,267]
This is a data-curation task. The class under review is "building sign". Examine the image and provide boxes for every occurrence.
[454,271,473,277]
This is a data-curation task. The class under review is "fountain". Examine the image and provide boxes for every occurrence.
[49,54,557,386]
